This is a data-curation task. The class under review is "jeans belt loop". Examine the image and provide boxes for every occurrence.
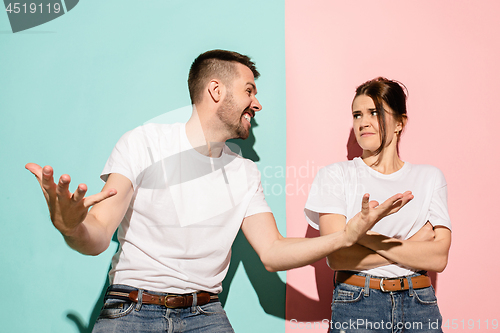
[364,274,370,296]
[135,289,143,311]
[406,275,414,296]
[191,292,198,313]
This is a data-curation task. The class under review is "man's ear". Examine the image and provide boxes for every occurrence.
[208,79,223,103]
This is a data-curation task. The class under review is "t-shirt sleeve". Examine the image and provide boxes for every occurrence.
[101,128,147,189]
[244,180,272,218]
[427,168,452,231]
[304,165,347,230]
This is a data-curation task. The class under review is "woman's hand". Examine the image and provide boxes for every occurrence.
[408,222,435,242]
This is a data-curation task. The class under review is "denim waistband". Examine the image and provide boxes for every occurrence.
[107,284,218,297]
[339,270,427,279]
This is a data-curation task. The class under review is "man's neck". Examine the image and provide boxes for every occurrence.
[185,108,227,158]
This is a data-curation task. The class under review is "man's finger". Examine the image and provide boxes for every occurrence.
[25,163,43,183]
[83,189,117,208]
[56,174,71,199]
[380,192,413,216]
[388,200,403,214]
[391,192,413,213]
[401,192,414,205]
[41,165,56,196]
[72,184,88,202]
[361,193,370,213]
[379,193,404,210]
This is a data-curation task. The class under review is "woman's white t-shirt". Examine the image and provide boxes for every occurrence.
[305,157,451,278]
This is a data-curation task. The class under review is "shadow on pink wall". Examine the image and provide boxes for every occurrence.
[286,129,438,323]
[286,226,333,322]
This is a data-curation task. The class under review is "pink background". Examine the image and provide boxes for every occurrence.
[285,1,500,331]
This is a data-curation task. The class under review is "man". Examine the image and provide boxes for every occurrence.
[26,50,412,332]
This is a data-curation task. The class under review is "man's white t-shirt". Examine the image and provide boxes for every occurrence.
[305,157,451,278]
[101,123,271,293]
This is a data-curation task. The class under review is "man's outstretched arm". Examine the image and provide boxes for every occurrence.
[26,163,133,255]
[241,192,413,272]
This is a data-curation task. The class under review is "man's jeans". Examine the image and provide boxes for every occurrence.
[329,273,443,333]
[92,285,234,333]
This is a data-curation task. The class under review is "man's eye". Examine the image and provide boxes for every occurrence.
[353,114,360,119]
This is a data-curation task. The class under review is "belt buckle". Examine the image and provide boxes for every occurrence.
[400,277,405,290]
[164,295,180,309]
[379,278,389,292]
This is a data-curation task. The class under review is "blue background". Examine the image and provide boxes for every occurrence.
[0,1,286,332]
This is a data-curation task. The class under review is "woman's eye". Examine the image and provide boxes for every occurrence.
[371,111,378,116]
[353,114,361,119]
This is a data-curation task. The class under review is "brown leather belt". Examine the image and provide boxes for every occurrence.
[107,290,219,309]
[336,271,431,292]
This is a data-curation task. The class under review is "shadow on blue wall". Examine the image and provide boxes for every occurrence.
[222,120,287,316]
[65,118,287,332]
[66,232,117,333]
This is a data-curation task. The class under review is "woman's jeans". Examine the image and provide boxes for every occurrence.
[92,285,234,333]
[330,273,443,333]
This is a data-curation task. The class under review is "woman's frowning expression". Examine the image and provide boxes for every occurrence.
[352,94,402,154]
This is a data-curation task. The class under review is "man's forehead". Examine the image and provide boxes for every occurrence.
[234,63,256,80]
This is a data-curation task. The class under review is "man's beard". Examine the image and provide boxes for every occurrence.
[216,92,250,140]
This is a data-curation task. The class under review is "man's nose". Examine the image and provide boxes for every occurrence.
[251,96,262,112]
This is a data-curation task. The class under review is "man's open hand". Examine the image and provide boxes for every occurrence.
[26,163,116,236]
[345,191,414,245]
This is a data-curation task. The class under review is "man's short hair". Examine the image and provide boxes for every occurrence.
[188,50,260,104]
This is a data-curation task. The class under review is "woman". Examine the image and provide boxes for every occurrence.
[305,77,451,332]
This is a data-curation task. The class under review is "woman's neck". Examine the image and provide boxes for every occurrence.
[361,146,404,175]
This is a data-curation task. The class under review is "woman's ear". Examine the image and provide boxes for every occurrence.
[397,115,408,133]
